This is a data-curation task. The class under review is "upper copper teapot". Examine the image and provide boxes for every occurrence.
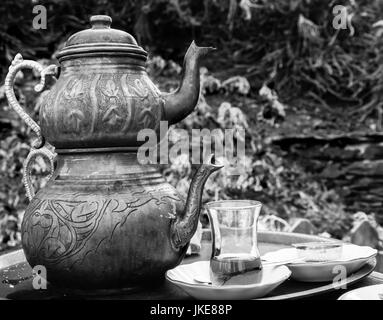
[7,15,213,151]
[4,15,222,290]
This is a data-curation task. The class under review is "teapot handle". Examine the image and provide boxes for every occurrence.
[4,53,58,149]
[23,146,56,201]
[5,53,59,200]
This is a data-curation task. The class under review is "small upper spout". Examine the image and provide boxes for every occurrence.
[171,154,223,250]
[163,41,215,125]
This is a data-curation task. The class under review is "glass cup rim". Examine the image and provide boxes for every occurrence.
[205,200,262,210]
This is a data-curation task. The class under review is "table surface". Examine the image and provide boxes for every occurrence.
[0,239,382,300]
[123,241,383,300]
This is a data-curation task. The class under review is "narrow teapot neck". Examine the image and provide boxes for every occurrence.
[56,146,140,154]
[53,152,164,184]
[59,56,147,73]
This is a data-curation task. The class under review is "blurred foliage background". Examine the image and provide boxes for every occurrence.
[1,0,383,251]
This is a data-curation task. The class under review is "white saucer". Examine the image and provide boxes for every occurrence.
[166,260,291,300]
[338,284,383,300]
[262,244,377,282]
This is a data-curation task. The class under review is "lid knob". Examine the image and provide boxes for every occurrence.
[90,15,112,29]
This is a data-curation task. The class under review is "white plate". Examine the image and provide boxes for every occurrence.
[262,244,377,282]
[166,261,291,300]
[338,284,383,300]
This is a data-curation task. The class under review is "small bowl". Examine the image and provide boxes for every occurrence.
[262,243,377,282]
[292,242,343,262]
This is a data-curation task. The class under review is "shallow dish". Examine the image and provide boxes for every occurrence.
[292,242,343,262]
[262,244,377,282]
[338,284,383,300]
[165,260,291,300]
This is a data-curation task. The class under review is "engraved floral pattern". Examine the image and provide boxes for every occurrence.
[22,186,182,266]
[41,72,164,146]
[61,78,87,134]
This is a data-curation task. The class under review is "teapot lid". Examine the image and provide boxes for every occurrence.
[56,15,147,62]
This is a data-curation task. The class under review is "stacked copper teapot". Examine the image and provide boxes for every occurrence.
[5,15,222,290]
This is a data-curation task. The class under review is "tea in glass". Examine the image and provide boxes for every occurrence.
[206,200,262,286]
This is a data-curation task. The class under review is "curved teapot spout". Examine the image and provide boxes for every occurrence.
[171,155,223,249]
[163,41,215,125]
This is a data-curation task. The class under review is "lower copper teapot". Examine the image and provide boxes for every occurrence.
[21,152,221,289]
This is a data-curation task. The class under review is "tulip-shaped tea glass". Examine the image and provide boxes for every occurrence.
[206,200,263,285]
